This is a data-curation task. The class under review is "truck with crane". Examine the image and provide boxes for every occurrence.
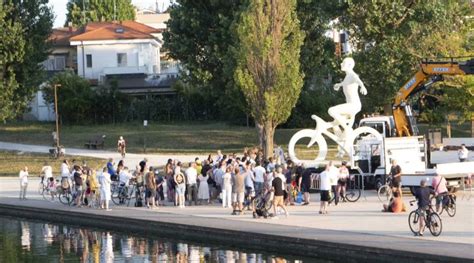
[353,58,474,192]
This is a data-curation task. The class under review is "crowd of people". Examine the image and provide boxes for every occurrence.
[22,146,360,219]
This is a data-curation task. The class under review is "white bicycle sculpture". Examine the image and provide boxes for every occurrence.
[288,114,382,167]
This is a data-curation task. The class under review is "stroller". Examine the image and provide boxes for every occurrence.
[252,191,273,219]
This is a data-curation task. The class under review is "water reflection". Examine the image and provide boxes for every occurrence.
[0,217,313,262]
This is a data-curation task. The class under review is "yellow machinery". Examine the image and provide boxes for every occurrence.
[393,58,474,136]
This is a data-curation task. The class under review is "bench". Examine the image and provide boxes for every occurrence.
[84,135,106,149]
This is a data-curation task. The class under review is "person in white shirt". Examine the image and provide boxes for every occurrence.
[253,162,266,195]
[99,167,112,211]
[328,161,339,205]
[317,164,331,214]
[19,166,29,200]
[185,162,198,206]
[222,166,233,208]
[458,144,469,162]
[41,162,53,183]
[119,167,132,186]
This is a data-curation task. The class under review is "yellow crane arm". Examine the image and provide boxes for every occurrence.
[393,59,474,137]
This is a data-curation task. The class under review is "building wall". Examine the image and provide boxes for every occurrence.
[24,89,55,122]
[75,41,160,81]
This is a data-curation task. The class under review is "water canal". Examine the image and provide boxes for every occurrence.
[0,216,322,262]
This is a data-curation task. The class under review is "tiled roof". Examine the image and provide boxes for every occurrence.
[49,27,81,46]
[69,21,160,42]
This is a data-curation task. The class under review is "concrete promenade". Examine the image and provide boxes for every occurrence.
[0,177,473,262]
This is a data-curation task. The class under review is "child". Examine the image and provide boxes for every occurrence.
[47,177,57,201]
[413,179,435,236]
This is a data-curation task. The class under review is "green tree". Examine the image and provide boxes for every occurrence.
[65,0,136,27]
[0,3,25,122]
[5,0,53,119]
[44,72,95,123]
[234,0,304,157]
[340,0,472,117]
[163,1,246,121]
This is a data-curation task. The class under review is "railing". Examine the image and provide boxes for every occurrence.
[102,66,148,75]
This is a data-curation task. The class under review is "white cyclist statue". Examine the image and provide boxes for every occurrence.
[329,57,367,135]
[288,57,382,166]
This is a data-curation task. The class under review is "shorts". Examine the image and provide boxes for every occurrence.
[245,186,255,197]
[302,183,310,193]
[232,192,245,204]
[273,195,284,206]
[435,192,448,206]
[176,184,186,195]
[320,190,330,202]
[392,180,401,188]
[337,178,347,186]
[75,185,83,196]
[417,206,429,217]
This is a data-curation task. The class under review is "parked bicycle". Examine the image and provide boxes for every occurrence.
[112,181,144,207]
[408,200,442,236]
[58,185,73,205]
[330,175,361,203]
[377,175,393,202]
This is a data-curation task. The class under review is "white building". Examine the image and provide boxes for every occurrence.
[69,21,162,84]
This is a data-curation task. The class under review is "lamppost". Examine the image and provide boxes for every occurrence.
[53,84,62,154]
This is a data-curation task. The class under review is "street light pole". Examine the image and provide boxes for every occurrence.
[54,84,61,150]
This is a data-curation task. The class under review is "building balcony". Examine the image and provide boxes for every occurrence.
[101,66,149,76]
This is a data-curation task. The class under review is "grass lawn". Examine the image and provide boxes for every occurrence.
[0,151,106,177]
[0,121,470,155]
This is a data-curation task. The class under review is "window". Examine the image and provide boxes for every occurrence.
[117,53,127,67]
[54,57,65,70]
[86,54,92,68]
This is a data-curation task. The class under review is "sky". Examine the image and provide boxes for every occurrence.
[49,0,172,28]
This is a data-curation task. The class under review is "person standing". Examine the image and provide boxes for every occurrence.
[185,162,198,206]
[19,166,29,200]
[73,166,84,207]
[318,165,331,214]
[253,161,266,195]
[174,171,186,208]
[458,144,469,162]
[145,167,157,209]
[222,166,233,208]
[99,167,112,211]
[232,167,246,215]
[271,166,289,218]
[298,166,312,205]
[431,173,448,213]
[117,136,126,158]
[390,160,403,198]
[328,161,339,205]
[197,170,210,204]
[336,161,349,204]
[60,159,71,189]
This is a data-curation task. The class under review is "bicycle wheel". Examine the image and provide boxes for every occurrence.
[111,187,123,205]
[428,213,442,236]
[345,187,361,202]
[377,185,392,202]
[347,127,383,156]
[446,196,456,217]
[42,189,53,201]
[408,210,421,235]
[288,129,328,166]
[59,191,71,205]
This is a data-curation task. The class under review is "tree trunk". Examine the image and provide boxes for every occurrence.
[261,121,275,159]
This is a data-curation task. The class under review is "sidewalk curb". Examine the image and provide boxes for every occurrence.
[0,203,471,262]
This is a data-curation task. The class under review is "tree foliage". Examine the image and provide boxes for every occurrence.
[340,0,473,119]
[0,3,25,122]
[163,0,246,120]
[65,0,136,27]
[234,0,304,157]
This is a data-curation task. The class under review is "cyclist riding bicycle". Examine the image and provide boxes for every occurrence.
[119,167,134,196]
[413,179,435,236]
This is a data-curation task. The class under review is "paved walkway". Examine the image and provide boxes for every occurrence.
[0,177,473,261]
[0,141,206,166]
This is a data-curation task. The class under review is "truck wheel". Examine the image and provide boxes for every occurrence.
[410,186,419,196]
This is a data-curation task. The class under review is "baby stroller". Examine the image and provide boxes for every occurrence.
[253,191,273,219]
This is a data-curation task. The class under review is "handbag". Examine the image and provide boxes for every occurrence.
[296,192,303,204]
